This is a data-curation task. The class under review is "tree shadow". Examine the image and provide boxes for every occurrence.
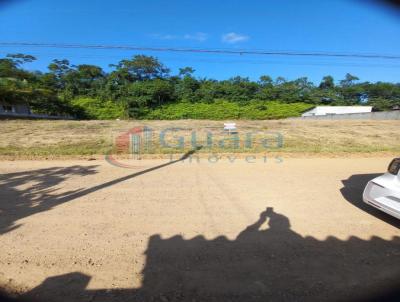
[0,148,203,235]
[340,173,400,228]
[21,208,400,302]
[0,165,99,234]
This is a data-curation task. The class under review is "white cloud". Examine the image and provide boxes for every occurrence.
[151,34,179,40]
[183,32,208,42]
[222,32,249,44]
[151,32,208,42]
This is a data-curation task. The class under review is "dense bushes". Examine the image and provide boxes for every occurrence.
[144,100,313,120]
[70,98,126,120]
[66,98,313,120]
[240,101,314,119]
[68,99,313,120]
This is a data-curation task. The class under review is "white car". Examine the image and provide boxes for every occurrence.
[363,158,400,219]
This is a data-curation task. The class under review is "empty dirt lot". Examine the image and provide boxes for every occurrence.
[1,120,400,157]
[0,157,399,301]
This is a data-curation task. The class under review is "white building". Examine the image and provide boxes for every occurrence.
[302,106,372,117]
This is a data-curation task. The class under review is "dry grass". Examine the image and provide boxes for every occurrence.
[0,119,399,158]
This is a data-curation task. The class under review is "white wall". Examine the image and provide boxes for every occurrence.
[302,106,372,117]
[294,111,400,120]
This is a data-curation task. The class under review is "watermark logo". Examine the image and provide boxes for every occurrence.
[105,126,145,168]
[106,126,284,168]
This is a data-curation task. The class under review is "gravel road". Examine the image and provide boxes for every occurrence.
[0,157,399,301]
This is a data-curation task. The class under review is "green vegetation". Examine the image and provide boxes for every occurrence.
[70,98,126,120]
[145,100,313,120]
[1,53,399,120]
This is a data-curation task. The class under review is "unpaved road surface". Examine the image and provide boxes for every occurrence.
[0,157,399,301]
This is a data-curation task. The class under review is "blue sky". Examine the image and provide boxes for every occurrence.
[1,0,400,83]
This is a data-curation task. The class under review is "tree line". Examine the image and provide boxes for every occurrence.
[0,53,399,119]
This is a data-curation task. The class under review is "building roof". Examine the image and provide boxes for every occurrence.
[302,106,373,116]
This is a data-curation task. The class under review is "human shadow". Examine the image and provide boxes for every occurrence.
[21,208,400,302]
[0,148,202,235]
[51,147,203,207]
[0,165,99,234]
[340,173,400,228]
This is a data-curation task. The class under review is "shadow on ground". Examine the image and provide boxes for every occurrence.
[0,165,99,234]
[341,173,400,229]
[0,148,202,235]
[18,207,400,302]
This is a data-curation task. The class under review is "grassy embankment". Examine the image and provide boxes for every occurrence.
[0,119,399,158]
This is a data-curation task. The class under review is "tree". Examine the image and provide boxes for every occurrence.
[340,73,359,87]
[6,53,36,66]
[319,76,335,89]
[47,59,73,90]
[111,55,170,82]
[275,76,286,85]
[0,54,36,80]
[367,97,396,111]
[179,67,195,78]
[125,79,175,117]
[0,57,18,78]
[73,64,104,96]
[76,64,104,81]
[48,59,72,78]
[259,75,273,87]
